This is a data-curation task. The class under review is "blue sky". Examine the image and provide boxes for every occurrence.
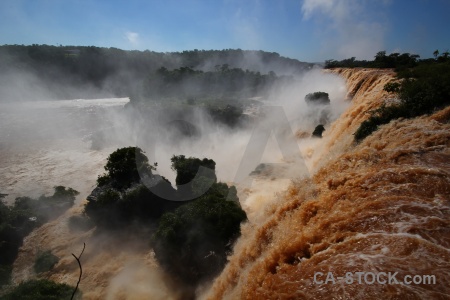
[0,0,448,62]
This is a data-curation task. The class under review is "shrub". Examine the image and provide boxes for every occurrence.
[171,155,216,186]
[85,148,180,229]
[0,264,12,286]
[170,155,217,198]
[0,187,77,287]
[1,279,79,300]
[14,186,79,223]
[34,250,59,273]
[97,147,155,189]
[85,148,247,287]
[207,104,244,127]
[67,215,95,232]
[354,59,450,141]
[152,182,247,285]
[305,92,330,106]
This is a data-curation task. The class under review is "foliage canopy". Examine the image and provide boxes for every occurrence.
[354,53,450,141]
[85,147,247,287]
[1,279,79,300]
[0,186,77,286]
[152,182,246,285]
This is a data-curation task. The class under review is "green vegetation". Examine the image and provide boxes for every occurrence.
[325,51,421,70]
[206,104,246,127]
[304,91,331,125]
[0,45,312,100]
[67,215,95,232]
[13,186,78,224]
[151,182,245,285]
[85,182,178,228]
[96,147,155,188]
[0,187,77,286]
[84,147,247,287]
[304,92,330,106]
[1,279,79,300]
[171,155,217,197]
[354,51,450,141]
[0,264,12,287]
[134,64,288,103]
[85,147,179,228]
[34,251,59,274]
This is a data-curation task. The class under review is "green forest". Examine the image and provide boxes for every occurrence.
[350,50,450,141]
[0,45,313,101]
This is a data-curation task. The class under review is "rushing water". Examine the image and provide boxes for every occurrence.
[206,69,450,299]
[6,69,449,299]
[0,98,129,203]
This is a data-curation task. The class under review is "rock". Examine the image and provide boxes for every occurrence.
[312,125,325,138]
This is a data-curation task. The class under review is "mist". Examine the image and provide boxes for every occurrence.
[0,47,349,299]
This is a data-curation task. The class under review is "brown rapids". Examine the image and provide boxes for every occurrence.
[9,68,450,299]
[206,69,450,299]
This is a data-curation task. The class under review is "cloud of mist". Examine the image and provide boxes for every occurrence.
[2,50,349,297]
[301,0,389,60]
[125,67,347,218]
[0,46,346,210]
[0,51,116,102]
[105,262,179,300]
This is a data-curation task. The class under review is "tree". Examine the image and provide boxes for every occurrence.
[84,147,247,288]
[97,147,155,188]
[152,182,246,285]
[433,49,439,59]
[304,92,330,106]
[0,186,77,286]
[34,250,59,273]
[354,56,450,141]
[85,147,178,228]
[1,279,79,300]
[170,155,217,197]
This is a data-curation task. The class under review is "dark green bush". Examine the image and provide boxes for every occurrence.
[0,264,12,286]
[171,155,216,187]
[67,215,95,232]
[170,155,217,199]
[97,147,155,188]
[305,92,330,105]
[0,187,77,286]
[85,147,247,287]
[354,59,450,141]
[1,279,79,300]
[152,182,247,285]
[85,147,181,228]
[325,51,420,69]
[0,202,35,286]
[14,186,79,223]
[207,104,244,127]
[34,250,59,274]
[84,188,122,228]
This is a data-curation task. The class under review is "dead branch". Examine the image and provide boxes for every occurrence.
[71,242,85,300]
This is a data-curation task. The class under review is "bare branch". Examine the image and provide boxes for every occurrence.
[71,242,85,300]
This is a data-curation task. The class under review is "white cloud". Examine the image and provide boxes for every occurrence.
[301,0,389,60]
[125,31,139,46]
